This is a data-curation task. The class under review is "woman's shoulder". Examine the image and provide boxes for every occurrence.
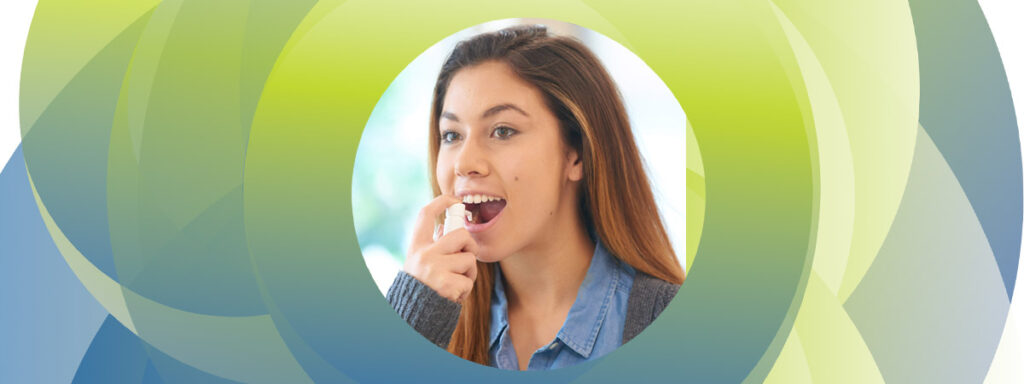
[622,271,680,344]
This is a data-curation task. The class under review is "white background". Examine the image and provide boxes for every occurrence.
[1,0,1021,378]
[0,0,35,162]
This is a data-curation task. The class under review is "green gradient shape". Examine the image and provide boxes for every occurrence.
[21,5,158,281]
[762,329,813,384]
[787,272,884,383]
[770,2,856,297]
[765,0,921,303]
[20,0,161,133]
[685,120,704,272]
[104,0,313,318]
[101,0,319,318]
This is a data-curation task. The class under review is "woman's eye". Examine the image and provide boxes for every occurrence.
[441,131,461,144]
[493,126,517,139]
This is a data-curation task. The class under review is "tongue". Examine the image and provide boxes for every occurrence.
[478,200,506,223]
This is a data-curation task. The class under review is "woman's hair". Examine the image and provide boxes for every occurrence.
[427,25,685,365]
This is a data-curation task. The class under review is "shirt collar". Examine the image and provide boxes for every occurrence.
[488,238,624,359]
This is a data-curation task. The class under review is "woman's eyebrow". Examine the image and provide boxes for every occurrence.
[441,103,528,123]
[482,103,529,119]
[441,111,460,122]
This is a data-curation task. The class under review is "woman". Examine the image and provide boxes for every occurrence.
[386,24,684,370]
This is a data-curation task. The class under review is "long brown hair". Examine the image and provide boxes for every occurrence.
[427,25,685,365]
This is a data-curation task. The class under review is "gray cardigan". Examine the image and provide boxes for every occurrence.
[386,270,680,350]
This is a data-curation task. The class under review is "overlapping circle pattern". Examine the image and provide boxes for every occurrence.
[1,0,1021,382]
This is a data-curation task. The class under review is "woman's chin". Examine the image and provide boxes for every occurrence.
[473,248,506,263]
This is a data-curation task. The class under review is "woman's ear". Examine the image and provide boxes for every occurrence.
[567,150,583,182]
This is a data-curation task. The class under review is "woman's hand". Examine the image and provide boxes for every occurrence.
[404,194,480,303]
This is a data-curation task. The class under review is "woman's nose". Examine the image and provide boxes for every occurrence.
[454,139,488,177]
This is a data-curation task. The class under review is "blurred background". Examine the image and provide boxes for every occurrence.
[353,18,687,295]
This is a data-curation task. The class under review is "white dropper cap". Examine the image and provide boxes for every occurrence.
[443,203,466,236]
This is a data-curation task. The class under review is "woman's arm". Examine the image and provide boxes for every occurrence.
[386,270,462,348]
[622,272,681,344]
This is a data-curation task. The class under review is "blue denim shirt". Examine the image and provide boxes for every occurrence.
[488,239,636,370]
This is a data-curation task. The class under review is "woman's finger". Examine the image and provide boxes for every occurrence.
[410,194,461,250]
[446,252,478,281]
[447,274,475,303]
[432,228,479,256]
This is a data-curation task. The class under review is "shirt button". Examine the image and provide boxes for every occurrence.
[548,342,558,350]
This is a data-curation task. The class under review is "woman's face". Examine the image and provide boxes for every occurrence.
[436,60,583,263]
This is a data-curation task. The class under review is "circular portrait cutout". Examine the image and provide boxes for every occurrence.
[353,18,687,370]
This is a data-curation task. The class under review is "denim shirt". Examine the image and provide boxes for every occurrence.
[488,239,636,370]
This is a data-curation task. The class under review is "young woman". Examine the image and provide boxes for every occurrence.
[387,25,684,371]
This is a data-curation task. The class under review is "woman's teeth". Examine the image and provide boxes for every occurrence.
[460,194,505,225]
[462,194,504,204]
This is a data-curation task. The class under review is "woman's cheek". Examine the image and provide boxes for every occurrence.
[436,159,454,188]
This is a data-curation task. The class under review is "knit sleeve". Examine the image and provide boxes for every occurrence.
[385,271,462,349]
[622,272,681,344]
[650,278,680,320]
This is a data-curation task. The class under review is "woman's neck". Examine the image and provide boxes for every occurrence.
[499,208,594,314]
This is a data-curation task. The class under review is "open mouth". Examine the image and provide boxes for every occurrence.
[462,194,506,225]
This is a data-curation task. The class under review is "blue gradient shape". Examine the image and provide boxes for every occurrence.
[0,147,108,383]
[73,317,151,383]
[74,316,242,384]
[909,0,1022,299]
